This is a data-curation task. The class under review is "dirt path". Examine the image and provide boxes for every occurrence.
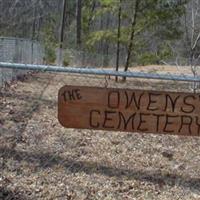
[1,72,200,200]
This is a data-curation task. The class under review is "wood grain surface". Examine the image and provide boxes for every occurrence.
[58,85,200,136]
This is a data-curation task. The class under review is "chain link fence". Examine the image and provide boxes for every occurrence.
[56,48,126,68]
[0,37,44,87]
[67,49,126,68]
[1,39,197,93]
[53,48,200,93]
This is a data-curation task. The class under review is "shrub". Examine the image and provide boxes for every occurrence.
[138,53,159,66]
[44,46,56,64]
[62,50,72,66]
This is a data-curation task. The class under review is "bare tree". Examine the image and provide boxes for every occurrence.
[115,0,122,82]
[123,0,140,81]
[76,0,82,47]
[58,0,67,65]
[183,0,200,92]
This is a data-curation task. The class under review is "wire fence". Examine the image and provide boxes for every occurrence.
[53,48,200,92]
[0,38,200,93]
[56,48,126,68]
[1,62,200,93]
[69,49,126,68]
[0,37,44,87]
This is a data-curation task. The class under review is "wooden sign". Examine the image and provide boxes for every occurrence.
[58,85,200,136]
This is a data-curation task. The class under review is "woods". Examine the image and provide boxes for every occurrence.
[0,0,199,71]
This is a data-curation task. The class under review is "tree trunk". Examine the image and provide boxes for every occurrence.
[31,0,37,64]
[87,1,96,32]
[123,0,140,81]
[76,0,82,47]
[103,12,110,67]
[115,0,122,82]
[58,0,67,66]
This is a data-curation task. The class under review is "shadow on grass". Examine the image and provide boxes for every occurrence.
[0,75,56,138]
[1,147,200,191]
[0,91,56,107]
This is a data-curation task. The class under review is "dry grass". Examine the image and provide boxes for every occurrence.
[1,68,200,200]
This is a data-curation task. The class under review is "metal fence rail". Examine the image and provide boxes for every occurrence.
[0,62,200,83]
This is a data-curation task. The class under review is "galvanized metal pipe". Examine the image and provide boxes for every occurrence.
[0,62,199,82]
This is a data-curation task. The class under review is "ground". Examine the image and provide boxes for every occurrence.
[1,67,200,200]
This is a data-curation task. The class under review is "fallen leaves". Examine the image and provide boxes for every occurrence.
[1,72,200,200]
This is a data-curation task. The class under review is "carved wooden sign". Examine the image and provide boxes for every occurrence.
[58,85,200,136]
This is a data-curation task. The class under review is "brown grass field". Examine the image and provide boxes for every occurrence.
[1,65,200,200]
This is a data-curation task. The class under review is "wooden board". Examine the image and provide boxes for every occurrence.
[58,85,200,136]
